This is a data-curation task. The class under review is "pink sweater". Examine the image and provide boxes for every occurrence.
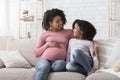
[34,29,73,61]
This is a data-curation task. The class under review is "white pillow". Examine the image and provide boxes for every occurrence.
[105,40,120,68]
[6,39,37,66]
[0,59,4,68]
[112,59,120,72]
[0,50,31,68]
[96,39,116,68]
[0,50,5,68]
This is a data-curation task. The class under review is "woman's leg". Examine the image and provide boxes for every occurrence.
[35,59,51,80]
[66,62,87,75]
[72,49,93,75]
[51,60,66,72]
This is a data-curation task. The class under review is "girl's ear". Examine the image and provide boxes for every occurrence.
[81,31,84,34]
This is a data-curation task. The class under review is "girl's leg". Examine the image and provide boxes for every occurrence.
[51,60,66,72]
[72,49,93,75]
[66,62,87,75]
[35,59,51,80]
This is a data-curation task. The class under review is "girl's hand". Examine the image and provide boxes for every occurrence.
[92,66,99,72]
[49,42,61,48]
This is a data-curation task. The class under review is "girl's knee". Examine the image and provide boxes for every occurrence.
[66,62,72,70]
[72,49,83,57]
[66,62,77,71]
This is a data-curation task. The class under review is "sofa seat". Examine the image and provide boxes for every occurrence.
[86,72,120,80]
[0,68,35,80]
[0,67,86,80]
[48,72,86,80]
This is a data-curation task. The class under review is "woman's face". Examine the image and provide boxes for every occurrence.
[49,16,63,31]
[73,23,83,39]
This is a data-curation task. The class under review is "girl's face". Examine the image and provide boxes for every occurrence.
[73,23,83,39]
[49,16,63,31]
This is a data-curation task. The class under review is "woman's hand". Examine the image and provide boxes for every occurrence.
[49,42,61,48]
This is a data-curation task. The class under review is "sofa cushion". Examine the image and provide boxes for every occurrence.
[0,36,13,68]
[48,72,86,80]
[6,38,37,66]
[86,72,120,80]
[0,50,31,68]
[0,50,4,68]
[96,39,116,68]
[0,59,4,68]
[112,59,120,72]
[0,36,13,50]
[105,40,120,68]
[0,68,35,80]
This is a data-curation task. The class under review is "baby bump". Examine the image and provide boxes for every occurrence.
[41,48,66,60]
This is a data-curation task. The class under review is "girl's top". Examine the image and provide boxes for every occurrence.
[66,39,99,68]
[34,29,73,61]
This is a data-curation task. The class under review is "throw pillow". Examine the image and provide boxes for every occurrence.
[6,39,37,66]
[105,40,120,68]
[112,59,120,72]
[0,50,31,68]
[0,59,4,68]
[0,50,6,68]
[96,39,116,68]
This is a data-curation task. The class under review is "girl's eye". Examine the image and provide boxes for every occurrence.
[56,21,59,23]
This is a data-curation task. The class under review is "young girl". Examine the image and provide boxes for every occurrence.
[66,19,99,76]
[34,8,73,80]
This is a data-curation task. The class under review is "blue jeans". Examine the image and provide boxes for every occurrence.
[35,59,66,80]
[66,49,93,76]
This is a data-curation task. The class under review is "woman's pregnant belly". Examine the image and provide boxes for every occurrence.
[41,47,66,60]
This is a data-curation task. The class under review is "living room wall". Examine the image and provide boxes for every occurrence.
[8,0,109,39]
[44,0,109,39]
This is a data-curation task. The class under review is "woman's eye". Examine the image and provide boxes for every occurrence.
[56,21,59,23]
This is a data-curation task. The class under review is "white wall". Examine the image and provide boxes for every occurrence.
[9,0,19,38]
[0,0,9,35]
[9,0,109,39]
[44,0,109,39]
[9,0,42,39]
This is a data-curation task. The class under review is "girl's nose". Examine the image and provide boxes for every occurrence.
[73,29,75,32]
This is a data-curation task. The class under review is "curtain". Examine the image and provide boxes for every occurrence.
[0,0,9,35]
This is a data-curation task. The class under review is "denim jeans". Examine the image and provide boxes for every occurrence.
[66,49,93,76]
[35,59,66,80]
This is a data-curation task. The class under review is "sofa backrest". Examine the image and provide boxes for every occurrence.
[1,37,120,69]
[0,36,13,68]
[6,38,37,66]
[0,36,13,50]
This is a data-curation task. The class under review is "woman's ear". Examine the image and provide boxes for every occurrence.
[49,21,52,26]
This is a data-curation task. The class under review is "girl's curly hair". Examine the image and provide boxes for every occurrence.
[72,19,96,40]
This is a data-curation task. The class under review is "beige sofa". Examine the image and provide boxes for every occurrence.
[0,36,120,80]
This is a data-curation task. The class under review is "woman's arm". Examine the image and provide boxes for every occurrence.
[34,33,49,58]
[66,40,71,62]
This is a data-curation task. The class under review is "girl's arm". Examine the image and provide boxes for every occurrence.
[92,41,99,72]
[66,29,74,39]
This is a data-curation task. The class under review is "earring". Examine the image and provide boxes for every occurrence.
[81,32,83,34]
